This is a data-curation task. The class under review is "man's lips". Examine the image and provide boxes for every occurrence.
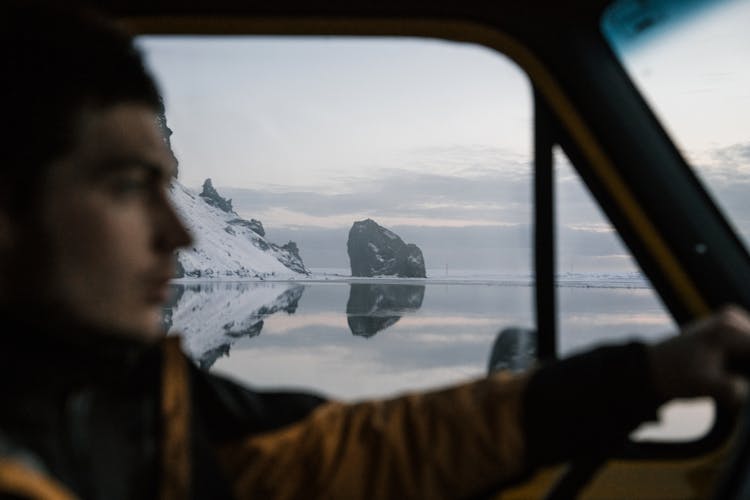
[145,273,174,304]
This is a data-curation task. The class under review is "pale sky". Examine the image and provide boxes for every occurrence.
[140,37,531,192]
[605,0,750,154]
[137,0,749,272]
[604,0,750,246]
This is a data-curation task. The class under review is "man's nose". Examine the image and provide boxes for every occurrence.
[154,194,193,252]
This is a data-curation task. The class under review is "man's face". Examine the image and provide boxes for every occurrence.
[12,103,191,340]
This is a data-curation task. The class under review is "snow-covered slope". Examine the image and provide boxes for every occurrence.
[170,181,309,279]
[165,282,304,369]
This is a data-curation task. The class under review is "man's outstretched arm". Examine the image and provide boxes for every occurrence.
[218,371,530,500]
[214,306,750,499]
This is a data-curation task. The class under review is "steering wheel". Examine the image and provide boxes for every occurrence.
[714,399,750,499]
[485,328,746,499]
[486,327,606,499]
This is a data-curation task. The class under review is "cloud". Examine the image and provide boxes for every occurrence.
[184,142,675,272]
[711,142,750,170]
[689,142,750,241]
[221,160,533,229]
[262,221,635,273]
[172,143,531,229]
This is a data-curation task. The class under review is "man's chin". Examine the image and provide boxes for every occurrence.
[112,311,167,342]
[8,302,167,344]
[73,307,168,343]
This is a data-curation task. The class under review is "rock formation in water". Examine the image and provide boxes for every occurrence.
[347,219,426,278]
[172,180,309,278]
[346,283,425,337]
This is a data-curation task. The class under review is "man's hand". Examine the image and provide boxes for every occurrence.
[648,305,750,408]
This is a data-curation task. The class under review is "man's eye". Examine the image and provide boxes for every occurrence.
[110,174,150,195]
[116,180,146,192]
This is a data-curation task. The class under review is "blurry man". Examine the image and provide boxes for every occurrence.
[1,3,750,499]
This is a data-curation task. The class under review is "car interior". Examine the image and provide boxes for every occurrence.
[96,0,750,497]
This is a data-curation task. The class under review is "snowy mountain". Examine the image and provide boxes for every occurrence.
[170,179,309,279]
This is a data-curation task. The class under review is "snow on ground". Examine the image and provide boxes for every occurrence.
[554,271,648,289]
[174,268,649,289]
[300,269,649,288]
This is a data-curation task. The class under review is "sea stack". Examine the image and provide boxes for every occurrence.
[346,219,426,278]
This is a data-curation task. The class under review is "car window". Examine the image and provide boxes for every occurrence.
[555,147,714,441]
[602,0,750,250]
[140,36,536,399]
[600,0,749,442]
[555,149,674,356]
[141,35,713,432]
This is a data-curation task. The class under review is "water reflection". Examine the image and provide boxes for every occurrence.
[162,280,705,442]
[346,284,425,337]
[164,282,304,369]
[163,281,671,399]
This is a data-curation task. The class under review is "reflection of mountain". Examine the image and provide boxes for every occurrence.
[346,284,425,338]
[164,283,305,369]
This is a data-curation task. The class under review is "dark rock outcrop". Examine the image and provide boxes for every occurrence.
[267,240,307,276]
[347,219,426,278]
[346,283,425,337]
[228,218,265,237]
[200,178,233,213]
[156,108,179,178]
[174,258,186,279]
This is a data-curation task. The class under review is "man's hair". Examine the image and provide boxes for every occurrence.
[1,2,162,213]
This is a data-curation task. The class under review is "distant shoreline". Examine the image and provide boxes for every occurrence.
[171,270,650,289]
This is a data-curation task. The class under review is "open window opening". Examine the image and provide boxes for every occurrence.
[141,35,536,399]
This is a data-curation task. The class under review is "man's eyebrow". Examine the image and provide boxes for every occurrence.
[92,156,178,180]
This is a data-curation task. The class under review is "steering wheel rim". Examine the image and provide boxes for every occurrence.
[714,399,750,500]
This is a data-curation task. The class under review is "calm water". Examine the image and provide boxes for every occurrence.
[164,280,675,399]
[164,279,715,441]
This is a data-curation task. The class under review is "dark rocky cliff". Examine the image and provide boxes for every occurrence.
[347,219,426,278]
[200,178,233,213]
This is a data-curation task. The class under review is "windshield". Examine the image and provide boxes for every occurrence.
[602,0,750,246]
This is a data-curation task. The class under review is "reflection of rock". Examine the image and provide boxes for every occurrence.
[161,284,186,333]
[487,327,536,374]
[165,283,305,369]
[196,343,231,371]
[347,219,426,278]
[346,284,425,337]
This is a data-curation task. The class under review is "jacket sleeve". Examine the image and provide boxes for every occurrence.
[524,342,661,466]
[217,372,530,500]
[215,342,662,500]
